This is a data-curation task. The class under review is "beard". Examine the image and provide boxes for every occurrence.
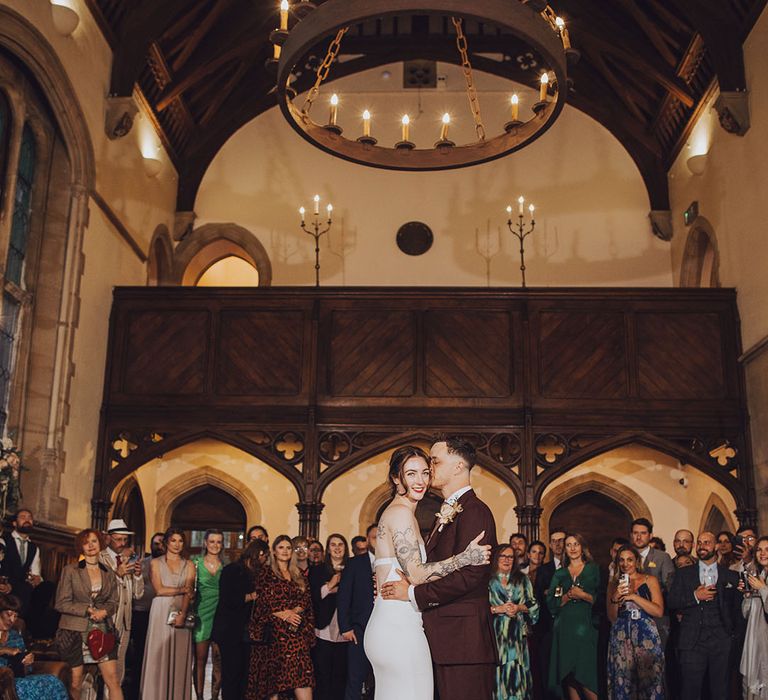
[696,548,714,560]
[150,545,164,558]
[16,524,33,534]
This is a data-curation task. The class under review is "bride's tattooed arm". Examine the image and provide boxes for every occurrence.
[378,519,489,585]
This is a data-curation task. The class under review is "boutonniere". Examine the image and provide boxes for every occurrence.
[725,582,733,589]
[436,502,463,532]
[647,561,657,568]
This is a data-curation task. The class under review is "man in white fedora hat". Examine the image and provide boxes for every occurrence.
[99,519,144,694]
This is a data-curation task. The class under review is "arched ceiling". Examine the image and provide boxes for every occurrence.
[86,0,764,211]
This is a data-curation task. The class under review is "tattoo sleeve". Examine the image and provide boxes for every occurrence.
[391,526,485,584]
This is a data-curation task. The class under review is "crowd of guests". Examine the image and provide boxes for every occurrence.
[0,504,766,700]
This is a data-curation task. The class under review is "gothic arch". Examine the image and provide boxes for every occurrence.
[539,473,653,546]
[698,491,737,535]
[315,430,524,505]
[173,223,272,286]
[152,465,261,533]
[680,217,720,288]
[358,482,393,535]
[147,224,174,285]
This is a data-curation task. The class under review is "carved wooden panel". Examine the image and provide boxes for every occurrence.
[328,310,416,396]
[636,312,725,398]
[122,310,209,394]
[217,310,304,395]
[537,311,628,398]
[424,310,512,397]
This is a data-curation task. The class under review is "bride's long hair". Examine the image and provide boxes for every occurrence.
[388,445,431,497]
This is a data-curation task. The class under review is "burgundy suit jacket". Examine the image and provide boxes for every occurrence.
[413,489,498,666]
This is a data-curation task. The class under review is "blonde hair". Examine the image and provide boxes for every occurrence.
[271,535,306,591]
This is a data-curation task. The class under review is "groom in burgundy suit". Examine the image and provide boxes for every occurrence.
[381,437,498,699]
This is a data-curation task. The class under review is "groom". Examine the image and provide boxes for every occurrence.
[381,437,498,699]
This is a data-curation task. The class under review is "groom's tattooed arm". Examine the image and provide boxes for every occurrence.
[391,525,487,584]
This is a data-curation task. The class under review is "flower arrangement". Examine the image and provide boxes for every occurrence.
[0,437,23,520]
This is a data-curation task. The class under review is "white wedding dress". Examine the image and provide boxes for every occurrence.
[364,543,434,700]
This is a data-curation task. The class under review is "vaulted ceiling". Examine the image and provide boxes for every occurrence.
[86,0,765,212]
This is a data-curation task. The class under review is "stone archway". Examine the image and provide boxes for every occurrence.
[152,465,261,533]
[147,224,174,285]
[698,491,737,535]
[358,482,391,535]
[680,217,719,288]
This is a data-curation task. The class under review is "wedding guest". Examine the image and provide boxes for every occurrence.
[607,538,630,580]
[98,518,144,690]
[309,540,325,566]
[246,535,315,700]
[126,531,164,700]
[489,544,539,699]
[606,545,664,700]
[248,525,269,545]
[0,593,68,699]
[350,536,368,556]
[526,540,549,700]
[673,530,696,568]
[140,527,196,700]
[674,554,696,569]
[730,526,758,574]
[338,524,377,700]
[2,509,42,616]
[212,539,270,700]
[292,536,310,574]
[716,530,737,567]
[668,531,741,700]
[740,535,768,699]
[509,533,529,568]
[192,529,224,700]
[546,533,599,700]
[310,533,351,699]
[54,528,123,700]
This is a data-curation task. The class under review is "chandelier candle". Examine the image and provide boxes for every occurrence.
[279,0,289,31]
[313,194,320,214]
[362,110,371,137]
[555,17,571,50]
[329,94,339,126]
[539,73,549,102]
[518,195,525,216]
[439,113,450,141]
[401,115,410,142]
[511,94,519,122]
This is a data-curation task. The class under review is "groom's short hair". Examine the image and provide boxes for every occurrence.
[444,436,476,470]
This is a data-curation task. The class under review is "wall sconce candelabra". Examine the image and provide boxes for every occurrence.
[505,196,536,287]
[299,195,333,286]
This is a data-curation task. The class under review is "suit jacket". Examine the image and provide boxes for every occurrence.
[667,561,741,650]
[309,563,340,630]
[337,552,374,636]
[413,489,498,666]
[1,532,37,585]
[211,561,253,644]
[533,562,556,635]
[98,549,143,633]
[55,561,119,632]
[642,547,674,592]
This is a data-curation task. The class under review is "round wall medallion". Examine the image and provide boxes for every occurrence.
[396,222,433,256]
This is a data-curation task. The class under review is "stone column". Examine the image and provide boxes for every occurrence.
[90,498,112,531]
[297,502,325,539]
[514,504,543,542]
[735,507,759,532]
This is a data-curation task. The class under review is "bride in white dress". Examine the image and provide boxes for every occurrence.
[364,445,490,700]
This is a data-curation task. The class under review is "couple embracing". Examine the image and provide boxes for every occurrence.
[364,438,498,700]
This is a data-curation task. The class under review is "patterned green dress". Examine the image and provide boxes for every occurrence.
[192,555,223,643]
[489,573,540,700]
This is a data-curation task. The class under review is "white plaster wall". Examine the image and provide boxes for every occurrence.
[195,64,672,288]
[541,446,738,545]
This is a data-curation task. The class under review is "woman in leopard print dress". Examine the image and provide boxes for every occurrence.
[246,535,315,700]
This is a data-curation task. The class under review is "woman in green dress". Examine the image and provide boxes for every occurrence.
[193,529,224,700]
[489,544,539,699]
[546,533,599,700]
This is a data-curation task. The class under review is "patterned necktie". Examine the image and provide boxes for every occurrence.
[18,539,27,564]
[116,554,122,568]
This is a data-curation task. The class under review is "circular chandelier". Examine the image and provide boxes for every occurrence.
[272,0,576,171]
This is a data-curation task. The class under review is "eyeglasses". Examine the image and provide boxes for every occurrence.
[295,546,307,552]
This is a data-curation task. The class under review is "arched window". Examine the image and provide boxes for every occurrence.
[680,219,719,288]
[0,91,10,207]
[0,124,36,430]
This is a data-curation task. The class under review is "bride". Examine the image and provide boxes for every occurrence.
[364,445,491,700]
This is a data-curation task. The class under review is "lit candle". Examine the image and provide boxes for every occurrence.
[506,205,513,219]
[273,44,281,60]
[401,114,410,142]
[518,195,525,216]
[555,17,571,50]
[329,94,339,126]
[539,73,549,102]
[529,203,535,218]
[313,194,320,215]
[280,0,289,30]
[327,203,333,220]
[299,206,305,225]
[440,113,450,141]
[511,94,519,122]
[362,109,371,137]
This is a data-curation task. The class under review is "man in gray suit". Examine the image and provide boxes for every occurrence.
[631,517,674,645]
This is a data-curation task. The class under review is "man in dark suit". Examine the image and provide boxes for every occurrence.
[1,508,43,615]
[381,437,498,700]
[534,528,565,700]
[668,530,742,700]
[337,524,377,700]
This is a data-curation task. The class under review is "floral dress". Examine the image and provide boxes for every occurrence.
[489,573,540,700]
[606,580,664,700]
[245,567,315,699]
[0,629,68,700]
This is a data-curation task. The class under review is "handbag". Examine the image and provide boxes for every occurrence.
[86,620,117,660]
[166,559,197,631]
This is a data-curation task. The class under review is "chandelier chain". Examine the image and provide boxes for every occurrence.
[451,17,486,141]
[302,27,349,115]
